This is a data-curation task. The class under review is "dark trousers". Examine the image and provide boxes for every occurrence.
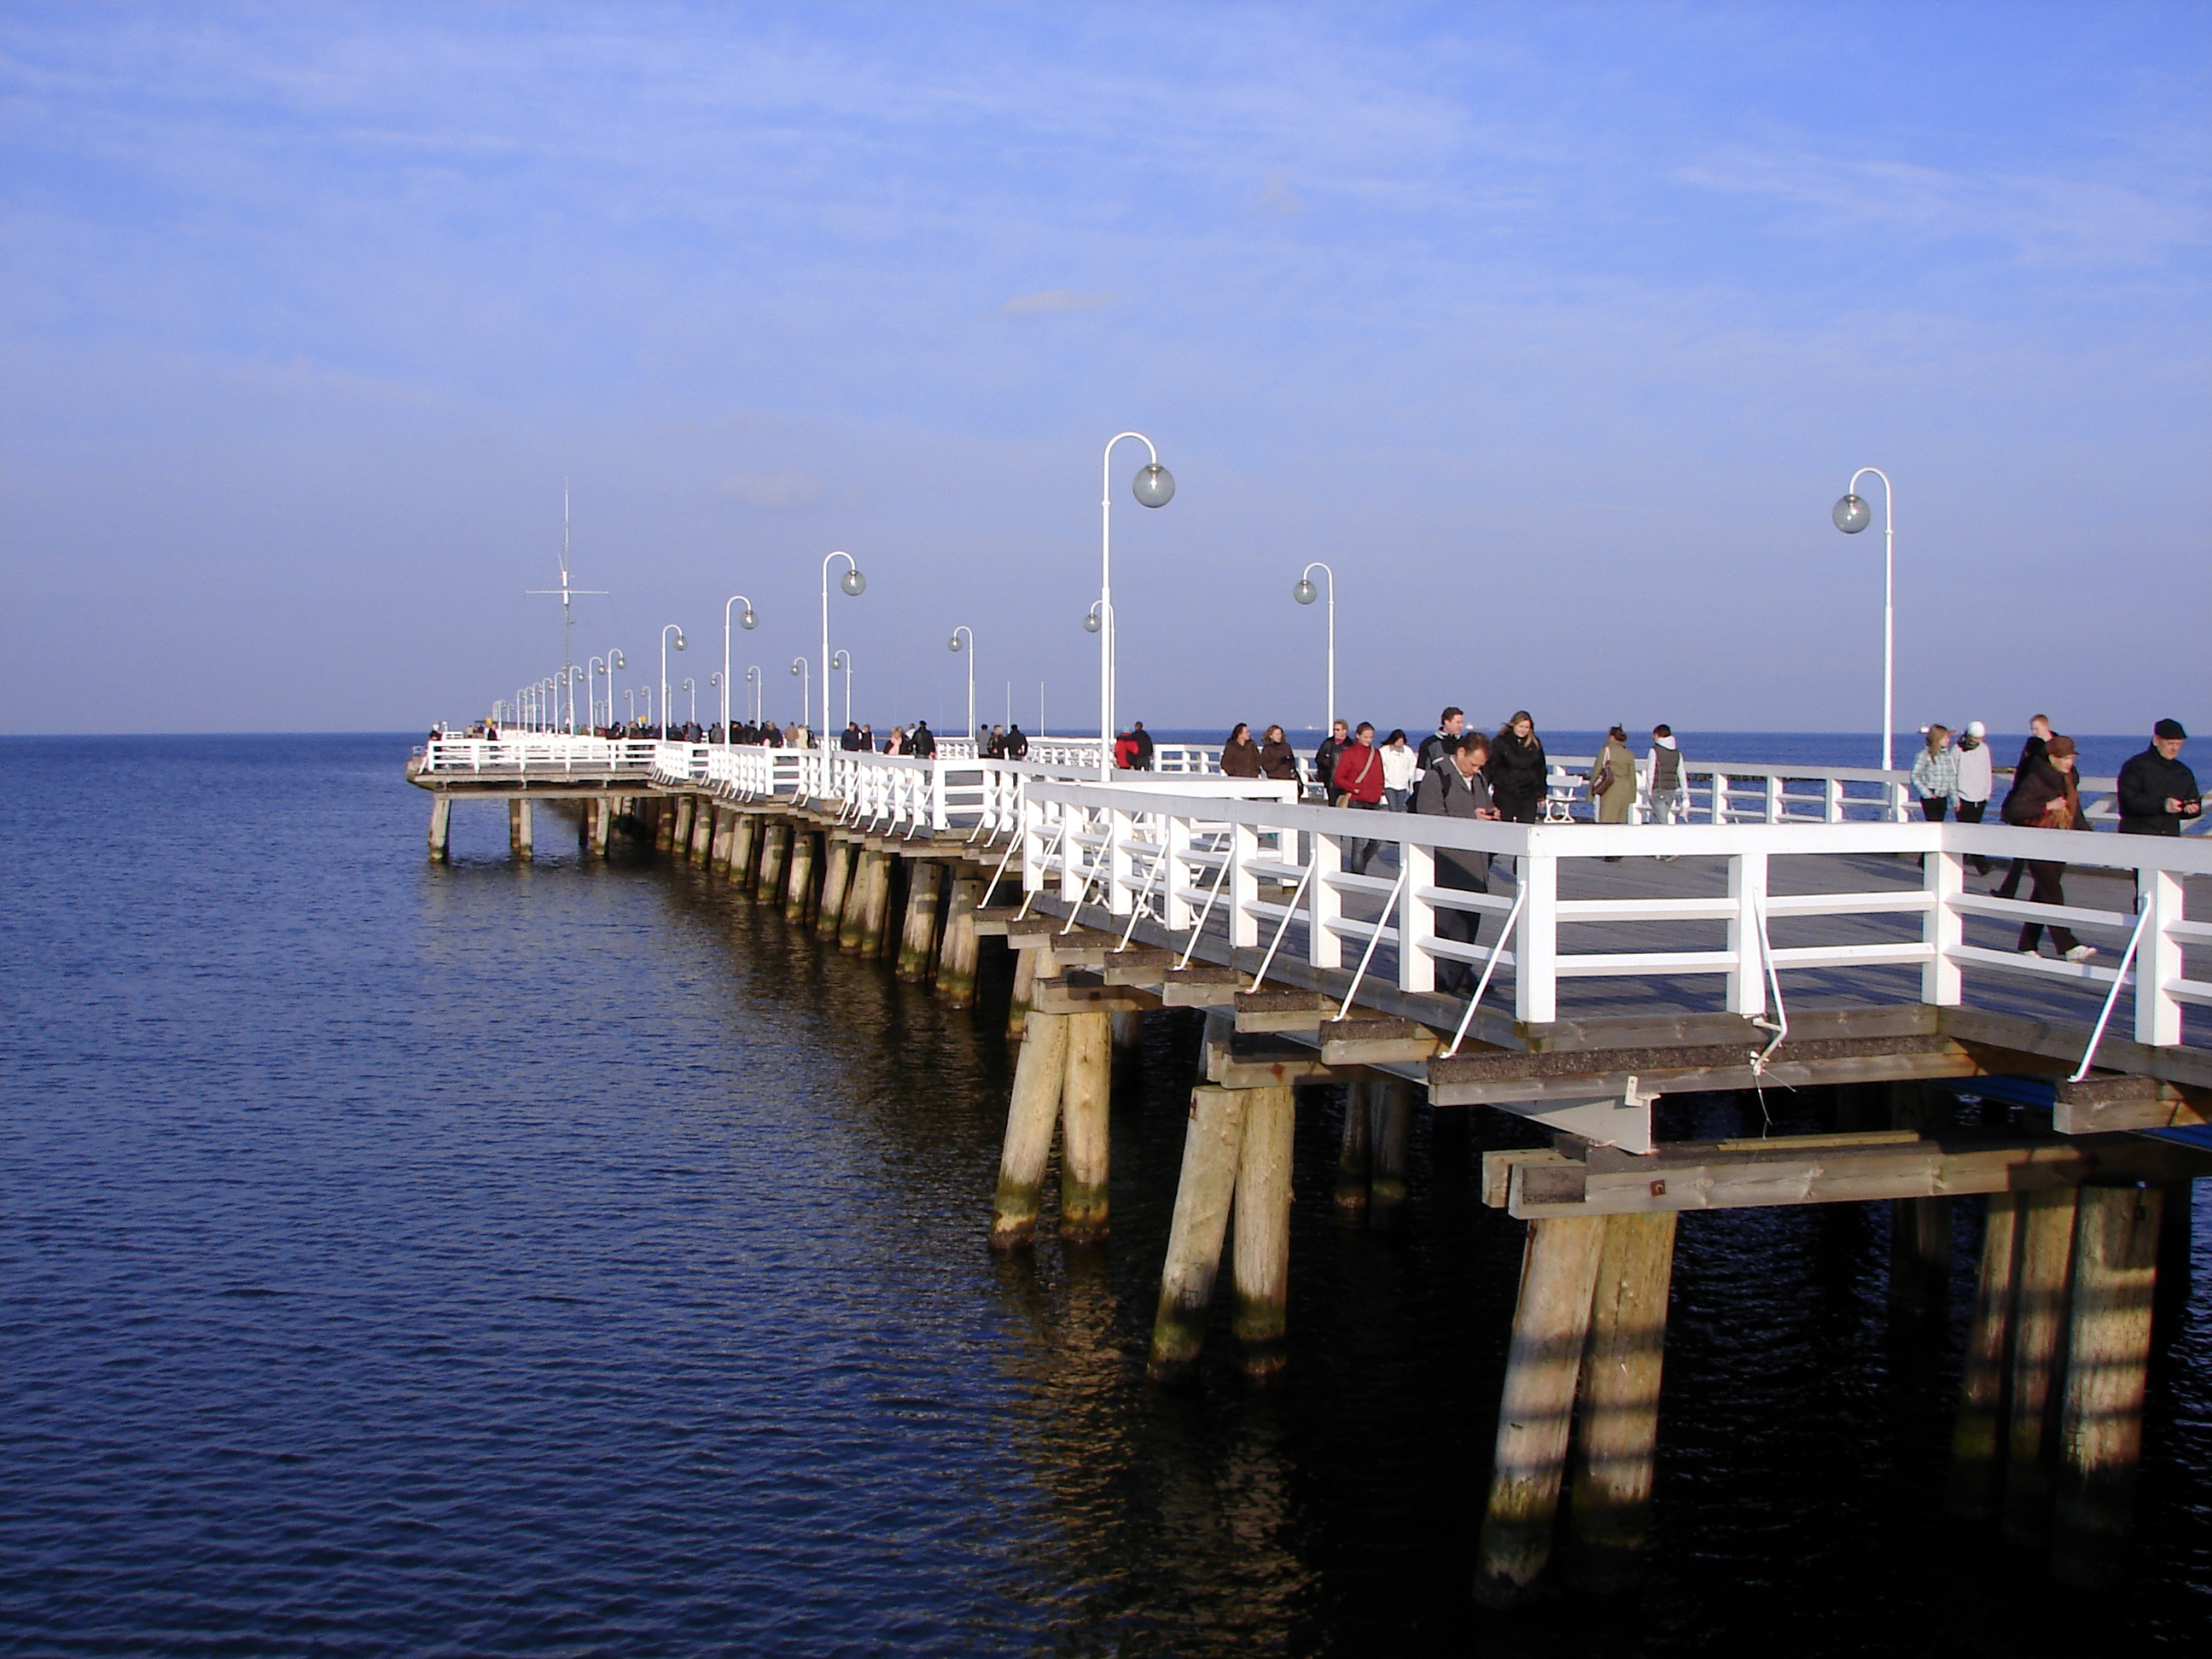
[1954,799,1991,874]
[1342,800,1383,875]
[1920,799,1949,822]
[2017,861,2081,953]
[1435,881,1487,995]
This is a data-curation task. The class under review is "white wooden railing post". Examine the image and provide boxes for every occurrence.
[1767,775,1784,823]
[1398,838,1436,994]
[1062,805,1089,907]
[1229,821,1261,950]
[1726,850,1768,1017]
[1022,797,1046,894]
[1924,841,1964,1006]
[1513,853,1557,1024]
[1825,778,1845,823]
[1308,826,1344,971]
[1710,772,1729,824]
[1162,812,1195,933]
[2136,866,2185,1048]
[1107,808,1137,916]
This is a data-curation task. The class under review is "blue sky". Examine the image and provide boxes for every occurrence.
[3,3,2205,737]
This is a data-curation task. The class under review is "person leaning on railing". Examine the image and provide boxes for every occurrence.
[1412,731,1500,995]
[2001,734,2096,963]
[2117,719,2200,837]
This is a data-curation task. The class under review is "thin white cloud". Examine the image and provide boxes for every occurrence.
[998,289,1115,315]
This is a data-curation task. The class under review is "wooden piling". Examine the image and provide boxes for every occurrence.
[1111,1010,1145,1053]
[686,795,710,861]
[508,797,533,861]
[1334,1080,1372,1216]
[2051,1185,2164,1588]
[876,855,905,962]
[1569,1212,1678,1592]
[755,822,789,905]
[936,877,981,1007]
[838,849,877,951]
[1004,944,1035,1041]
[1059,1010,1113,1244]
[896,861,945,981]
[990,1010,1069,1250]
[857,851,894,955]
[1231,1084,1296,1380]
[1475,1215,1607,1608]
[783,829,816,923]
[707,806,732,873]
[427,795,451,859]
[1369,1077,1413,1229]
[816,838,854,940]
[1147,1085,1252,1384]
[729,812,758,888]
[2004,1185,2081,1546]
[669,794,692,854]
[1949,1190,2023,1519]
[591,796,613,859]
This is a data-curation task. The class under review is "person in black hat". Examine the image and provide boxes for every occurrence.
[2116,719,2200,836]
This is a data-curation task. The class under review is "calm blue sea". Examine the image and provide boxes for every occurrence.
[2,734,2205,1655]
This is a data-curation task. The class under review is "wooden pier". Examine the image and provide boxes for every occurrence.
[408,732,2210,1596]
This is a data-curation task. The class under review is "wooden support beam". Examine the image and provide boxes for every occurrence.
[935,877,981,1007]
[1949,1190,2022,1519]
[1569,1211,1677,1592]
[508,797,533,861]
[895,861,944,982]
[1205,1030,1358,1090]
[729,812,758,887]
[1475,1216,1607,1608]
[1429,1033,1971,1108]
[754,822,788,904]
[2005,1186,2080,1547]
[1369,1076,1413,1229]
[989,1011,1068,1250]
[1320,1016,1441,1068]
[2052,1074,2212,1135]
[1110,1010,1146,1053]
[689,795,713,861]
[1004,944,1035,1042]
[815,837,853,939]
[427,795,451,860]
[1334,1080,1371,1216]
[1059,1011,1112,1244]
[1494,1132,2212,1220]
[1231,1084,1295,1380]
[783,829,816,923]
[1147,1086,1251,1384]
[2052,1185,2163,1588]
[1032,971,1161,1016]
[1234,989,1333,1033]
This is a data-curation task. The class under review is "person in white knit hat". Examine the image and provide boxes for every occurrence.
[1953,719,1994,875]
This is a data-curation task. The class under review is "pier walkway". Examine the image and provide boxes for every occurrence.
[406,731,2209,1599]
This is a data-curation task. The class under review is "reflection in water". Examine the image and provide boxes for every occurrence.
[0,736,2204,1656]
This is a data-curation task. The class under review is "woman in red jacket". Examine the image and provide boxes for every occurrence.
[1330,721,1386,875]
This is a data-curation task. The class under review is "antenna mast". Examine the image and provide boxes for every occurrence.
[526,482,607,731]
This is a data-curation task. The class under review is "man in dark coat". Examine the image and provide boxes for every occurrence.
[1415,707,1465,777]
[910,720,937,759]
[1313,719,1348,801]
[1132,721,1155,770]
[1992,714,2054,897]
[2117,719,2200,836]
[1412,732,1501,995]
[1004,724,1029,760]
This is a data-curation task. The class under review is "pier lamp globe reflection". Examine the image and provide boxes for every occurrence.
[1132,462,1175,508]
[1832,493,1872,534]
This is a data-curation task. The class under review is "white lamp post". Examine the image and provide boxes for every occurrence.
[830,649,852,732]
[947,626,975,744]
[595,647,625,733]
[1096,431,1175,778]
[660,624,686,741]
[639,684,654,731]
[746,665,762,725]
[1290,561,1336,740]
[1831,469,1896,771]
[539,677,558,732]
[566,664,585,733]
[820,551,864,748]
[681,677,696,728]
[789,658,808,737]
[721,593,758,740]
[623,688,636,725]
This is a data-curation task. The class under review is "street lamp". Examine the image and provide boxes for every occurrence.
[947,626,975,745]
[681,677,696,729]
[660,625,686,741]
[820,550,864,746]
[623,687,637,725]
[1097,431,1174,778]
[639,684,654,731]
[721,593,758,740]
[1290,561,1336,740]
[539,677,558,733]
[595,647,625,733]
[746,665,763,725]
[566,664,585,734]
[789,658,809,739]
[830,649,853,732]
[1831,468,1896,771]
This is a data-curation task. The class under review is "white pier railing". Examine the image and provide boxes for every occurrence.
[1017,779,2210,1049]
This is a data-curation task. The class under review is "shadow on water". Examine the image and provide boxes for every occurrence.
[1,736,2206,1656]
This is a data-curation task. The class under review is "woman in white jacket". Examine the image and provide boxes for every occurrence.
[1953,719,1994,875]
[1379,729,1418,812]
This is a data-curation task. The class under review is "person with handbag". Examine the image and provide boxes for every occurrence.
[2000,734,2096,961]
[1330,721,1387,875]
[1588,725,1637,826]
